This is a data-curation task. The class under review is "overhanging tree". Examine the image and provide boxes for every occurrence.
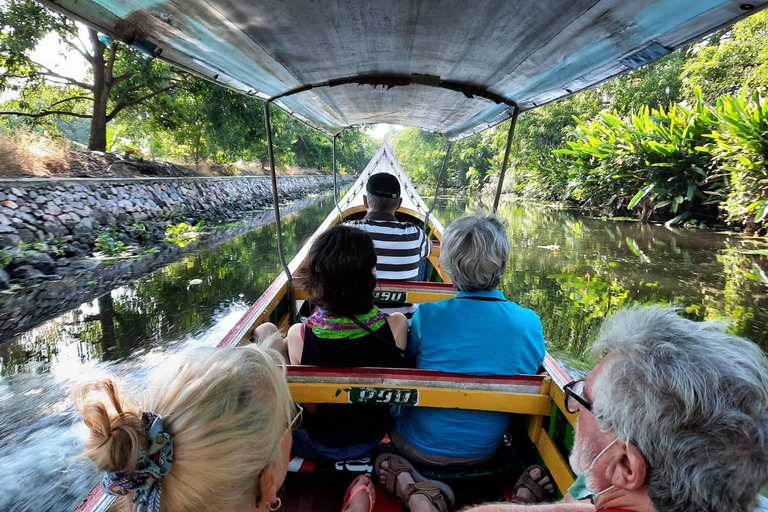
[0,0,182,151]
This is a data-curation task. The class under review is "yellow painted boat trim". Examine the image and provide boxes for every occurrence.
[549,383,579,428]
[530,425,576,492]
[288,382,553,416]
[294,287,456,304]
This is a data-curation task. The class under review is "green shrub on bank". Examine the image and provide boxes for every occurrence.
[557,89,768,230]
[706,90,768,227]
[558,99,720,221]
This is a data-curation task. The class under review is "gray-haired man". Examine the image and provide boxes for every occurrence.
[466,306,768,512]
[379,306,768,512]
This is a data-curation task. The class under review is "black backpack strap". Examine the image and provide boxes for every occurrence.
[346,315,406,356]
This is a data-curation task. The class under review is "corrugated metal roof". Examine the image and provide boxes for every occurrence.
[41,0,767,139]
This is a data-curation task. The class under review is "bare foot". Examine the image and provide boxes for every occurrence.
[376,460,439,512]
[514,466,554,503]
[342,475,375,512]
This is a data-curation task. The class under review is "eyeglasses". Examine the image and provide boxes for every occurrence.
[563,379,593,414]
[288,403,303,432]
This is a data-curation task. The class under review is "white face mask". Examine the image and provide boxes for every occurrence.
[586,437,619,497]
[571,436,620,500]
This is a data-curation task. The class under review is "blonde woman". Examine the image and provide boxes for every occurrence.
[75,344,375,512]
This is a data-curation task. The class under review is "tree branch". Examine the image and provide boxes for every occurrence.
[0,110,92,119]
[106,42,118,77]
[47,96,94,108]
[32,61,94,91]
[107,84,175,120]
[110,72,135,88]
[62,38,94,66]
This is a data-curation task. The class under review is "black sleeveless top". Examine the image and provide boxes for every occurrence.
[299,320,404,447]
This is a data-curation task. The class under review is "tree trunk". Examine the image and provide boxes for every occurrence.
[87,29,109,152]
[88,96,108,152]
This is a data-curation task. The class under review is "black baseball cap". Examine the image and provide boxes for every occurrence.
[366,173,400,199]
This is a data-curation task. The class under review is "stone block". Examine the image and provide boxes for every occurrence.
[10,187,24,197]
[1,200,18,210]
[17,229,35,243]
[0,233,21,248]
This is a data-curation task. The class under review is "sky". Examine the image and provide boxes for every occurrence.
[0,28,89,102]
[365,123,402,140]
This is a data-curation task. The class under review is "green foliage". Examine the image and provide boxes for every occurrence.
[706,90,768,224]
[558,98,720,220]
[105,124,127,152]
[390,128,447,185]
[682,10,768,102]
[94,230,127,256]
[165,221,205,247]
[0,249,13,268]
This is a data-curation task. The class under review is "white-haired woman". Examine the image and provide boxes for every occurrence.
[75,344,375,512]
[380,214,546,472]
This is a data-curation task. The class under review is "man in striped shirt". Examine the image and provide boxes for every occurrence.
[348,172,431,281]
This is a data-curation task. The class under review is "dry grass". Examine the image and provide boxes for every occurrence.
[0,132,72,178]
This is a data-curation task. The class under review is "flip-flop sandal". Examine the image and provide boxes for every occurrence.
[374,453,429,497]
[508,464,556,504]
[341,474,375,512]
[400,481,455,512]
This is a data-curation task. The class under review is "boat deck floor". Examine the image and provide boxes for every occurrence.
[282,473,514,512]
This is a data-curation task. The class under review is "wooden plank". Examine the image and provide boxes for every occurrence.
[294,287,456,304]
[549,382,579,428]
[531,428,575,494]
[288,382,552,416]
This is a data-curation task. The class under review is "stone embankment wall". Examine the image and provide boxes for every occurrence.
[0,175,352,247]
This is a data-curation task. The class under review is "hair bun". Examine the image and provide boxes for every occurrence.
[75,379,146,472]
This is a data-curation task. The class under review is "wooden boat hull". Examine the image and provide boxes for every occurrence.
[75,143,578,512]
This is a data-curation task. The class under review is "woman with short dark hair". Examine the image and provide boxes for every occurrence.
[264,225,408,461]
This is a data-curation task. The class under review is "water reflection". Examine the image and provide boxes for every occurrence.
[0,194,334,512]
[434,197,768,370]
[1,194,767,511]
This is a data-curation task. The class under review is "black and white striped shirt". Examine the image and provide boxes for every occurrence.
[348,211,432,281]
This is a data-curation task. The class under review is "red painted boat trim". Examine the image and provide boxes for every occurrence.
[375,280,457,292]
[218,272,288,348]
[543,353,573,389]
[286,365,545,386]
[73,486,106,512]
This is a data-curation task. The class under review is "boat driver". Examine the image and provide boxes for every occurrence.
[349,172,431,279]
[348,172,432,319]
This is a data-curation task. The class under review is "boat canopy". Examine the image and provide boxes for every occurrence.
[42,0,766,140]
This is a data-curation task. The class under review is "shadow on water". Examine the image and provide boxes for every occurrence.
[435,196,768,373]
[0,193,334,512]
[1,193,767,511]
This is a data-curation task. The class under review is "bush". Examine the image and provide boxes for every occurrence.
[557,98,721,221]
[705,90,768,228]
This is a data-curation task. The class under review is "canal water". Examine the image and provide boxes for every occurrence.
[1,194,767,511]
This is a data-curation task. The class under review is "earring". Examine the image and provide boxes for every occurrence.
[267,498,282,511]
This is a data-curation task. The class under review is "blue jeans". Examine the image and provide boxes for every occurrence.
[292,428,382,461]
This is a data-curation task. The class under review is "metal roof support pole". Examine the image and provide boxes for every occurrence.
[424,140,454,231]
[332,132,344,221]
[264,101,296,324]
[493,106,520,213]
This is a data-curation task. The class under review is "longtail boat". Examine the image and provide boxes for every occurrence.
[60,0,768,510]
[77,142,579,512]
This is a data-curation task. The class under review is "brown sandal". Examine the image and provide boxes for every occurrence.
[401,481,453,512]
[374,453,427,496]
[509,465,556,504]
[374,453,455,510]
